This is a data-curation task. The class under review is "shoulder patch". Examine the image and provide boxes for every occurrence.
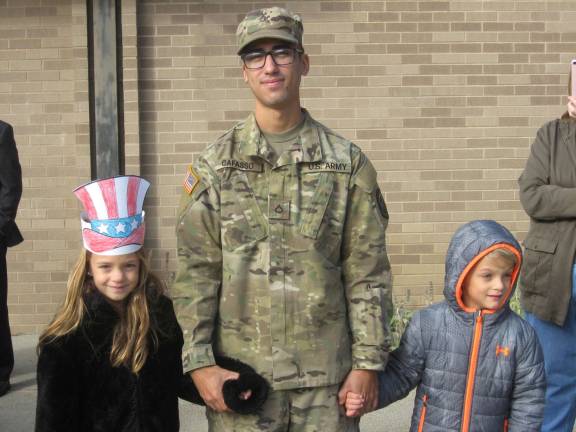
[183,165,200,195]
[354,157,378,192]
[374,188,389,220]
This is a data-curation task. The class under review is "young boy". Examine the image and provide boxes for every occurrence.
[346,220,545,431]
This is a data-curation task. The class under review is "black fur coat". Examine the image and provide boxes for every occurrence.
[35,291,185,432]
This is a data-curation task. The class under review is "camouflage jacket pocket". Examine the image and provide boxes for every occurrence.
[299,172,334,239]
[220,172,267,251]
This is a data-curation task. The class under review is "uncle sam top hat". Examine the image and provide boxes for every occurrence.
[74,175,150,255]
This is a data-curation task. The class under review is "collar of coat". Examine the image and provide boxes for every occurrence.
[79,291,123,348]
[559,117,576,145]
[238,109,324,165]
[79,289,165,347]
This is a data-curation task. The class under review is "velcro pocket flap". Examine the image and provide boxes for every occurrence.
[299,172,334,239]
[523,236,558,254]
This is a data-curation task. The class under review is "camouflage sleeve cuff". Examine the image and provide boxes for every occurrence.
[182,344,216,374]
[351,349,389,371]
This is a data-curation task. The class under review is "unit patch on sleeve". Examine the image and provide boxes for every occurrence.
[183,165,200,195]
[374,188,389,220]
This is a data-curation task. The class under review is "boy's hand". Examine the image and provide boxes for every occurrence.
[568,96,576,118]
[344,392,365,417]
[190,365,240,412]
[338,369,378,416]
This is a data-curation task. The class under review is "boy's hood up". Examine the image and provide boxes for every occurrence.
[443,220,522,315]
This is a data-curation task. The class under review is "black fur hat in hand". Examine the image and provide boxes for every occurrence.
[179,356,270,415]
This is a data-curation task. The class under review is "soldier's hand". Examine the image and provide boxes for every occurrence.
[190,365,240,412]
[338,369,379,416]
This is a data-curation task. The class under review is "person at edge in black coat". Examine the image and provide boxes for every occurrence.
[35,176,268,431]
[0,120,23,398]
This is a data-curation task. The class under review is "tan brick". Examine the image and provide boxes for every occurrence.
[10,325,38,335]
[9,38,42,49]
[3,0,574,329]
[418,43,450,53]
[353,2,385,12]
[419,22,450,32]
[321,2,352,12]
[36,303,60,314]
[9,304,35,314]
[401,12,433,22]
[390,254,421,264]
[26,7,58,17]
[392,17,424,30]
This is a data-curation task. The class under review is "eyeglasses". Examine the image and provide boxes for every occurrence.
[240,47,303,70]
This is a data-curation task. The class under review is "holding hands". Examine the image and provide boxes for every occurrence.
[344,391,366,418]
[337,369,379,418]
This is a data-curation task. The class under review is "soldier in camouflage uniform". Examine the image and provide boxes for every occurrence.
[173,7,392,431]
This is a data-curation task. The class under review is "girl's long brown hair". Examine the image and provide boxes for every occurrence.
[38,248,165,374]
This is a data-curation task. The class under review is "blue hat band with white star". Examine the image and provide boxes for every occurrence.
[90,214,143,238]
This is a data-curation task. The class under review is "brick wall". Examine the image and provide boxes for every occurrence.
[0,0,139,333]
[0,0,90,333]
[137,0,575,309]
[2,0,576,332]
[122,0,141,175]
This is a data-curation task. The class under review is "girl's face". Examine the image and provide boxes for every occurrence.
[89,253,140,310]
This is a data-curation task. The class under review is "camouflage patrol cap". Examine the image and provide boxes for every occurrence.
[236,7,303,54]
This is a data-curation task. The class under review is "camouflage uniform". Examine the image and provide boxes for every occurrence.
[173,110,392,388]
[173,6,392,430]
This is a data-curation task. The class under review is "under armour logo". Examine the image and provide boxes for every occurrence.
[496,345,510,357]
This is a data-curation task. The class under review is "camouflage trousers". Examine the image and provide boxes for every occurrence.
[206,384,360,432]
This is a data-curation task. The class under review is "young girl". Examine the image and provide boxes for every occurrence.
[35,176,189,431]
[35,176,268,431]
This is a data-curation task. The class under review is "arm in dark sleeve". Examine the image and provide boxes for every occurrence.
[158,294,206,405]
[35,339,80,432]
[519,122,576,220]
[507,325,546,431]
[378,311,426,408]
[0,122,22,235]
[161,296,205,405]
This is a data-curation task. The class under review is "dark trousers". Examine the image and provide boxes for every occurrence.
[0,244,13,382]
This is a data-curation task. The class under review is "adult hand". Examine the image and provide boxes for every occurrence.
[568,96,576,118]
[337,369,379,416]
[190,365,240,412]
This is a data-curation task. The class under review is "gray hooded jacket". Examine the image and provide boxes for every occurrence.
[378,220,545,432]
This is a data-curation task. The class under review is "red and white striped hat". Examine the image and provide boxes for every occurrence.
[74,176,150,255]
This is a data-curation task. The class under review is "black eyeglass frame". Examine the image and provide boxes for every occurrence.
[240,47,304,70]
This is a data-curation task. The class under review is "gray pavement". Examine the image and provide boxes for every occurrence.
[0,334,413,431]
